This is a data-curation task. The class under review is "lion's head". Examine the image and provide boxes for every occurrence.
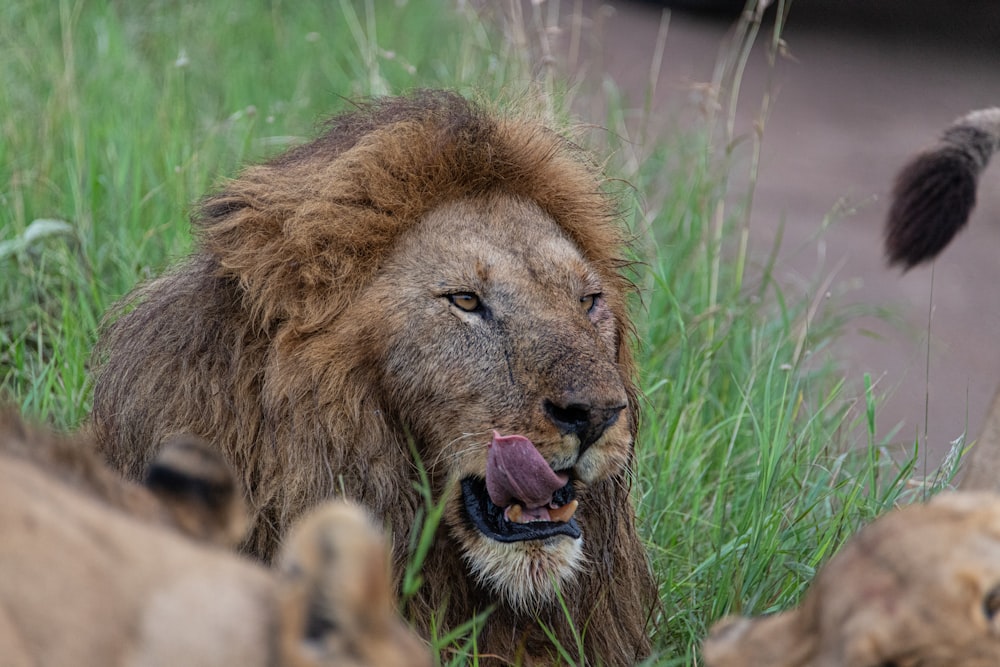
[90,90,654,664]
[336,192,634,610]
[703,492,1000,667]
[1,408,428,667]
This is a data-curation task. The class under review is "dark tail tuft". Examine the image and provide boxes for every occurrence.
[884,110,1000,270]
[885,145,980,269]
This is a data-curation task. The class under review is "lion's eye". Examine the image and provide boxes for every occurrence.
[448,292,481,312]
[984,583,1000,620]
[580,293,600,313]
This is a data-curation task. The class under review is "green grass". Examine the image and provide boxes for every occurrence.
[1,0,949,664]
[1,0,506,423]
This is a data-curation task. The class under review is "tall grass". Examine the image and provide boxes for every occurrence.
[1,0,949,664]
[1,0,500,423]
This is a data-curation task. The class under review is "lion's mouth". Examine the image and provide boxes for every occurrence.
[461,477,580,542]
[460,432,581,543]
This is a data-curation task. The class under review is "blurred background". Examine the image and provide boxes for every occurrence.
[553,0,1000,470]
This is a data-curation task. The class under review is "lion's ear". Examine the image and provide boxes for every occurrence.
[703,611,815,667]
[275,502,403,659]
[143,434,247,547]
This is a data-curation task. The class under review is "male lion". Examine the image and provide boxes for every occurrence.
[1,408,428,667]
[883,107,1000,491]
[702,492,1000,667]
[89,90,655,664]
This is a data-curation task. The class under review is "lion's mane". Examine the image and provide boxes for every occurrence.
[90,90,654,664]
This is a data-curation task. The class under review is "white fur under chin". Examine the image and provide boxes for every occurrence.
[464,534,584,613]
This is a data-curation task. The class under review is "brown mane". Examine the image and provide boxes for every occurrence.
[198,90,634,334]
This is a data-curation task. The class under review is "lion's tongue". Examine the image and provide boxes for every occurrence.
[486,432,568,509]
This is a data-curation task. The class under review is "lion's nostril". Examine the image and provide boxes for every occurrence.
[544,400,625,453]
[545,401,590,432]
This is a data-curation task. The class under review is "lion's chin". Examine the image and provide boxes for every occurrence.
[458,476,584,611]
[462,530,585,613]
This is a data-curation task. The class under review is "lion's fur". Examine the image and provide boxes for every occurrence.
[0,406,245,546]
[884,107,1000,269]
[89,90,655,664]
[703,492,1000,667]
[275,502,431,667]
[0,408,428,667]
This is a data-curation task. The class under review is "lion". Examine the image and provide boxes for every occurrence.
[0,407,429,667]
[88,90,655,664]
[0,404,245,546]
[882,107,1000,492]
[702,491,1000,667]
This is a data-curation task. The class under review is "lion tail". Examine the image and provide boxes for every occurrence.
[885,107,1000,269]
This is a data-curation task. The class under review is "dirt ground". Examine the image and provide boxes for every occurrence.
[561,0,1000,470]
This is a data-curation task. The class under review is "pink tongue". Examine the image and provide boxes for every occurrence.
[486,432,568,509]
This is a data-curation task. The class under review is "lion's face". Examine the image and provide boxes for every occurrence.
[703,492,1000,667]
[348,193,632,609]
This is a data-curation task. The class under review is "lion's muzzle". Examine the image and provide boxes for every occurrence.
[543,399,625,454]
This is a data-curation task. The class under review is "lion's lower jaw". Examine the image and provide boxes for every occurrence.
[463,534,584,613]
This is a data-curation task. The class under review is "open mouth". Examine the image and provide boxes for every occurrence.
[460,431,581,543]
[461,476,581,543]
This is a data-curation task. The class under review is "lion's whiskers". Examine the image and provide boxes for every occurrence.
[426,431,491,473]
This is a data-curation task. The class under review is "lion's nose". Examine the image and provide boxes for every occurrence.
[544,399,626,454]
